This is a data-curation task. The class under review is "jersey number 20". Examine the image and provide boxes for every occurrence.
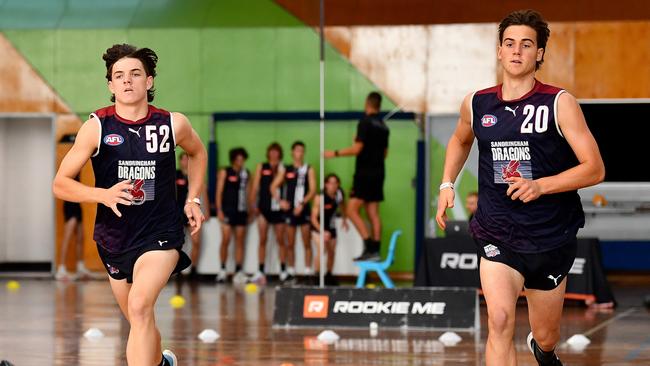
[520,105,549,134]
[145,125,171,153]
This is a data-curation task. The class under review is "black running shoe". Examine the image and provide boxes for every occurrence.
[353,250,381,262]
[527,332,563,366]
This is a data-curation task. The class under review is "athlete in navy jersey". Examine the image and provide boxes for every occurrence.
[271,141,316,280]
[215,147,250,284]
[469,80,585,253]
[435,11,604,366]
[311,174,348,285]
[53,44,207,366]
[91,104,184,254]
[249,142,286,284]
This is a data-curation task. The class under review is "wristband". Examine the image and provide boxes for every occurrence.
[334,150,339,157]
[439,182,454,191]
[187,197,201,206]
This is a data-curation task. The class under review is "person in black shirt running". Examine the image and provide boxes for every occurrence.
[215,147,250,284]
[325,91,389,261]
[249,142,286,284]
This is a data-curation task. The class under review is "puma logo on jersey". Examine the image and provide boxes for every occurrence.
[128,127,142,138]
[505,105,519,117]
[158,240,168,246]
[547,274,562,286]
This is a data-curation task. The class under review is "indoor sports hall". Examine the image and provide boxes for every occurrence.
[1,1,649,365]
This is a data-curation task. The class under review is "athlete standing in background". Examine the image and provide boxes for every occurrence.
[436,10,604,366]
[215,147,250,284]
[249,142,286,284]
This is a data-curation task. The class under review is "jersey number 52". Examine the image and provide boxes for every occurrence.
[520,104,549,134]
[145,125,171,153]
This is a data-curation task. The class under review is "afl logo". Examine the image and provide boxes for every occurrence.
[481,114,497,127]
[103,134,124,146]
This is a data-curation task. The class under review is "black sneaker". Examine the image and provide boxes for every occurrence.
[527,332,563,366]
[324,272,339,286]
[353,250,381,262]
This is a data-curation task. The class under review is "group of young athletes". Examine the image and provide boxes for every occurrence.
[52,8,604,366]
[206,141,347,286]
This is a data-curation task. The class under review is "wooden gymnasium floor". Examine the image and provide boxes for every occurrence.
[1,275,649,365]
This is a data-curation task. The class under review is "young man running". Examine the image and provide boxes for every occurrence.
[436,10,604,366]
[53,44,207,366]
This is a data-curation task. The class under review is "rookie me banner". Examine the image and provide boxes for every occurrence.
[273,287,478,331]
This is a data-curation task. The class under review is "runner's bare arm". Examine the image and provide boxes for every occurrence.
[53,119,133,217]
[173,112,207,232]
[436,93,475,229]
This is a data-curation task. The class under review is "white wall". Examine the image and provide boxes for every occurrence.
[192,217,365,276]
[0,115,55,263]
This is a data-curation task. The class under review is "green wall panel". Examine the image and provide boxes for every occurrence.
[127,29,202,113]
[274,28,319,111]
[200,28,277,112]
[2,30,56,87]
[54,29,129,113]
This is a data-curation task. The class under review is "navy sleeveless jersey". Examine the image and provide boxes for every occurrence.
[222,167,249,213]
[258,162,281,212]
[90,105,183,254]
[283,164,310,208]
[469,80,584,253]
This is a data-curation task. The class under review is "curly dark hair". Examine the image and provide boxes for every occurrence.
[498,10,550,70]
[229,147,249,164]
[103,44,158,102]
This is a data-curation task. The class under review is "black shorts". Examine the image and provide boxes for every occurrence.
[261,209,285,224]
[222,210,248,226]
[312,227,337,240]
[285,205,311,226]
[351,173,384,202]
[96,241,191,284]
[474,238,578,291]
[63,201,82,221]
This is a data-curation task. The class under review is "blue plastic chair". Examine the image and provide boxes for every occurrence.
[355,230,402,289]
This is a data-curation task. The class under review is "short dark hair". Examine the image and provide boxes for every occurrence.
[366,92,382,110]
[291,141,305,150]
[325,173,340,185]
[266,142,283,160]
[103,44,158,102]
[467,191,478,198]
[229,147,248,163]
[498,10,550,70]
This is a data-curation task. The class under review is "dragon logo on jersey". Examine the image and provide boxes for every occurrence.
[491,141,532,183]
[481,114,498,127]
[103,134,124,146]
[130,179,146,205]
[501,160,523,180]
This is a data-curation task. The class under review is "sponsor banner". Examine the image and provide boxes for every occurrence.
[273,286,478,331]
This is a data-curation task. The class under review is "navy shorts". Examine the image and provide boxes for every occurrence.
[284,204,311,226]
[222,210,248,226]
[474,238,577,291]
[261,209,285,224]
[97,240,191,284]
